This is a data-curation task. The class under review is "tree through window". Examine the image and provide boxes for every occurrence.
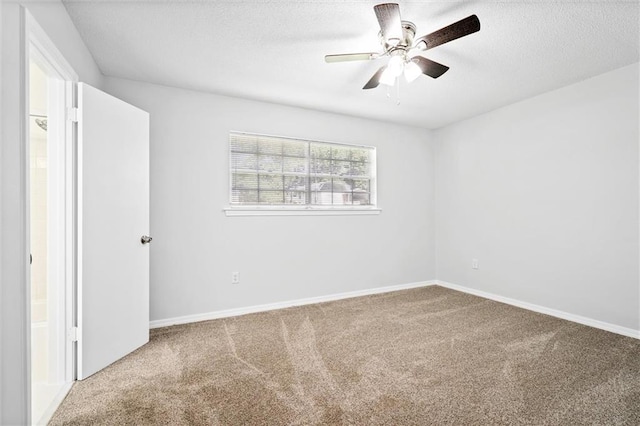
[230,132,376,207]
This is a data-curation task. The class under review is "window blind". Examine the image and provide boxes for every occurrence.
[230,132,375,207]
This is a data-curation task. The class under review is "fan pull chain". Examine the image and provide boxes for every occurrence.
[384,78,401,105]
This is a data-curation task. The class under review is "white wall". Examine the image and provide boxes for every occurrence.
[435,63,640,332]
[0,0,4,419]
[0,2,102,423]
[103,77,436,322]
[25,1,103,87]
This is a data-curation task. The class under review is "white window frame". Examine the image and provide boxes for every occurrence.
[224,132,381,216]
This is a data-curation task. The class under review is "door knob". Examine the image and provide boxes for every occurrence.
[141,235,153,244]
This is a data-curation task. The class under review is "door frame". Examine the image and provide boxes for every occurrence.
[25,10,78,423]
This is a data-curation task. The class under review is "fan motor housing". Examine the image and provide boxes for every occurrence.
[379,20,416,52]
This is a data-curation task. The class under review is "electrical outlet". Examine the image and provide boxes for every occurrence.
[472,259,479,270]
[232,272,240,284]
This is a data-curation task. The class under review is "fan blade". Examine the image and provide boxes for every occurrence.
[363,66,387,90]
[415,15,480,50]
[325,53,379,63]
[412,56,449,79]
[374,3,403,46]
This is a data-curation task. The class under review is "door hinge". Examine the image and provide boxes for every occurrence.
[68,326,79,342]
[67,107,78,123]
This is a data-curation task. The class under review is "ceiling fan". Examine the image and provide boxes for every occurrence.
[325,3,480,89]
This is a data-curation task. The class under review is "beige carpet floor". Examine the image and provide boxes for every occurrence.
[50,286,640,425]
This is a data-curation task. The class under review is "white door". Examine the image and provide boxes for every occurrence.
[77,83,150,380]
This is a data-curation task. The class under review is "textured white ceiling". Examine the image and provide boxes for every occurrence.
[62,1,639,129]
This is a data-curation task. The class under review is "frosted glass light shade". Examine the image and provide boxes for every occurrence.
[379,67,396,86]
[404,60,422,83]
[387,55,405,77]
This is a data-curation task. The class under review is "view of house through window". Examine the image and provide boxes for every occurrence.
[230,132,376,207]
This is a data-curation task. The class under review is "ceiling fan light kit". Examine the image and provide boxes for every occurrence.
[403,60,422,83]
[325,3,480,91]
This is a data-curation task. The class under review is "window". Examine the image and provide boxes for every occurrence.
[228,132,377,214]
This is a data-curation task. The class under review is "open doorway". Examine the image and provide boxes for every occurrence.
[28,39,75,425]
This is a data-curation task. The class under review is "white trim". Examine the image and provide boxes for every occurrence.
[33,381,73,426]
[150,280,436,329]
[24,9,78,423]
[26,14,78,82]
[149,279,640,339]
[224,207,382,216]
[436,280,640,340]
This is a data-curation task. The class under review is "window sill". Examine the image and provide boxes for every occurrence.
[223,206,382,217]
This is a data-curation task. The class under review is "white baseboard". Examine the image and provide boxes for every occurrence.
[149,279,640,340]
[149,280,437,329]
[435,280,640,340]
[35,382,73,426]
